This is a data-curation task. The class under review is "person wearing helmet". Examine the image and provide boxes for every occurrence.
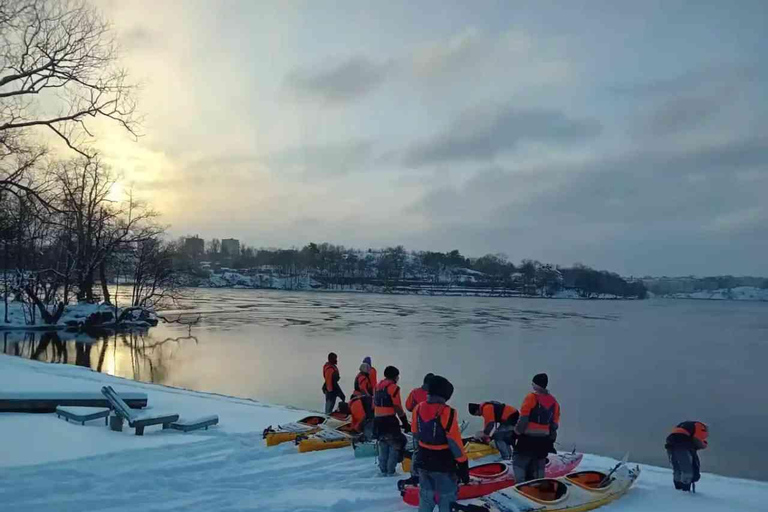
[665,421,709,491]
[374,365,410,475]
[322,352,345,414]
[355,363,374,396]
[412,375,469,512]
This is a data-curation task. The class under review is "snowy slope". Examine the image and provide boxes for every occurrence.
[1,355,766,512]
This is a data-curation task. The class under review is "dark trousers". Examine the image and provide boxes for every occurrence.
[512,453,546,483]
[667,448,700,490]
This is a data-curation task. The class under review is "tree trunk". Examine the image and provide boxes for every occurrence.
[100,261,111,305]
[23,286,65,325]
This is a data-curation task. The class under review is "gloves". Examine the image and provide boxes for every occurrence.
[400,417,411,432]
[456,460,470,484]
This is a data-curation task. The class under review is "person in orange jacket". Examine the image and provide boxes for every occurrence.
[412,375,469,512]
[374,365,410,475]
[406,373,434,412]
[354,363,374,396]
[665,421,709,492]
[322,352,345,414]
[513,373,560,483]
[349,391,374,440]
[363,356,377,387]
[468,401,519,460]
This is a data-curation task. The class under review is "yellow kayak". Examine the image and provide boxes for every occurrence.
[453,463,640,512]
[296,423,357,453]
[465,440,500,460]
[262,413,350,447]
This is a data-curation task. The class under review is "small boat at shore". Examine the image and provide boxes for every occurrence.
[262,413,350,446]
[452,463,640,512]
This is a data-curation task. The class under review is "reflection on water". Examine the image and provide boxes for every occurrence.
[2,329,198,384]
[3,289,768,481]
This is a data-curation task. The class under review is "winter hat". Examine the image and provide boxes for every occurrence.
[423,373,435,386]
[428,375,454,401]
[532,373,549,389]
[328,352,338,364]
[359,363,371,373]
[384,365,400,380]
[363,356,372,365]
[468,403,481,416]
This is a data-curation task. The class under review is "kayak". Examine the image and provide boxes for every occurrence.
[452,463,640,512]
[262,413,349,447]
[296,423,358,453]
[400,452,583,507]
[465,440,499,460]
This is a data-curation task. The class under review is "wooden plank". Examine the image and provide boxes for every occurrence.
[0,392,148,413]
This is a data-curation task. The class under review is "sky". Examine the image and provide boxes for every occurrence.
[90,0,768,277]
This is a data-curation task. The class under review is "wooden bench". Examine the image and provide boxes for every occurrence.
[101,386,179,436]
[164,415,219,433]
[0,392,148,413]
[55,406,111,425]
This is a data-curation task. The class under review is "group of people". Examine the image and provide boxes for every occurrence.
[321,353,709,512]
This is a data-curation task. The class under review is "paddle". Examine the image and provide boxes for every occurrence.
[598,452,629,487]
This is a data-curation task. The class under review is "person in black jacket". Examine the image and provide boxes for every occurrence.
[665,421,709,491]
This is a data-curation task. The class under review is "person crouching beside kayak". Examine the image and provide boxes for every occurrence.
[374,366,410,476]
[350,391,374,440]
[665,421,709,492]
[322,352,345,415]
[355,363,374,396]
[513,373,560,483]
[412,375,469,512]
[468,401,520,461]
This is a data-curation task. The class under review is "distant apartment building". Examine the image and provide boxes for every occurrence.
[184,235,205,257]
[221,238,240,257]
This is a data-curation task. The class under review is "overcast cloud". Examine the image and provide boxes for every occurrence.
[95,0,768,276]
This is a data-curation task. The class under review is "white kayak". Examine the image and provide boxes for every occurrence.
[453,463,640,512]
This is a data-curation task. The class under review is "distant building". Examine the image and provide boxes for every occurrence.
[221,238,240,257]
[184,236,205,257]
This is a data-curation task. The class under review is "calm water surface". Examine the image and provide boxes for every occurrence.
[4,289,767,480]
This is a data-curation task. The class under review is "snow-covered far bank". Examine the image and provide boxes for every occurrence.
[657,286,768,301]
[1,355,767,512]
[0,301,157,330]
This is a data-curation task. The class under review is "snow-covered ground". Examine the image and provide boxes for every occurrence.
[664,286,768,301]
[0,301,156,330]
[1,355,766,512]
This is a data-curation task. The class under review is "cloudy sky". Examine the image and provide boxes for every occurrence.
[95,0,768,277]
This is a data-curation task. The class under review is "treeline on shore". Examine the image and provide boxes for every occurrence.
[183,242,649,299]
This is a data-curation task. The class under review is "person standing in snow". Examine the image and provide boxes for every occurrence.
[665,421,709,492]
[349,391,374,440]
[354,363,374,396]
[363,356,378,387]
[322,352,345,414]
[374,365,410,475]
[411,375,469,512]
[468,401,519,461]
[404,373,435,482]
[513,373,560,483]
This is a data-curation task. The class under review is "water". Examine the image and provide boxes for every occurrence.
[3,289,767,480]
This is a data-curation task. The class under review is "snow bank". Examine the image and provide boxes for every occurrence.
[0,301,157,330]
[665,286,768,301]
[1,354,766,512]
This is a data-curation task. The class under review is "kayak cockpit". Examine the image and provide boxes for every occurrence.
[565,471,611,490]
[515,479,568,503]
[471,463,509,479]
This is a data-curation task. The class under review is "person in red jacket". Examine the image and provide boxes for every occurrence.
[322,352,345,414]
[665,421,709,491]
[349,392,374,440]
[363,356,378,387]
[468,401,519,460]
[406,373,434,412]
[354,363,374,396]
[513,373,560,483]
[412,375,469,512]
[374,365,410,475]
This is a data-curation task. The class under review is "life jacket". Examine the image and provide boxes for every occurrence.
[482,401,519,426]
[374,379,399,417]
[350,394,373,431]
[416,402,455,450]
[668,421,709,450]
[322,362,338,393]
[406,387,429,412]
[354,372,373,395]
[524,393,558,436]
